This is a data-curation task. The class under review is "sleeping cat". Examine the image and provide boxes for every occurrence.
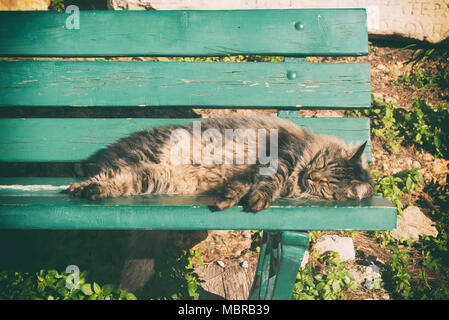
[67,115,373,211]
[66,115,373,293]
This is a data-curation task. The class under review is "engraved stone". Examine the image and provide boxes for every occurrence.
[107,0,449,43]
[107,0,154,10]
[0,0,50,10]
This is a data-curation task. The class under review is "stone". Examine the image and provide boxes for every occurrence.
[412,161,421,168]
[107,0,154,10]
[363,265,382,289]
[390,205,438,241]
[0,0,49,10]
[372,92,385,101]
[313,235,355,262]
[300,250,309,268]
[350,264,382,289]
[403,157,414,166]
[216,260,225,268]
[110,0,449,44]
[312,110,342,118]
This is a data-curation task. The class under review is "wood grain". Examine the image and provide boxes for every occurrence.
[0,192,396,230]
[0,117,371,162]
[0,61,371,108]
[0,10,368,57]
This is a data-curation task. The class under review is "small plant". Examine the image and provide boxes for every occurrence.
[49,0,65,11]
[374,230,396,248]
[185,249,205,300]
[371,168,424,213]
[347,97,403,153]
[399,100,449,159]
[395,64,438,90]
[293,251,358,300]
[385,246,412,299]
[0,269,136,300]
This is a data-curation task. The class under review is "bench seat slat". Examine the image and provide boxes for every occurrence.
[0,61,371,108]
[0,117,371,162]
[0,178,73,194]
[0,10,368,57]
[0,192,396,230]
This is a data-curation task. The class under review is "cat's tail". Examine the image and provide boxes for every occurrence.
[119,230,170,292]
[120,258,156,293]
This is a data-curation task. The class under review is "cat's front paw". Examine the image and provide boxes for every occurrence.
[66,182,85,197]
[67,182,108,200]
[214,197,239,211]
[245,191,273,213]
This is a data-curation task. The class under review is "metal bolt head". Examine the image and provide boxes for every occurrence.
[294,22,304,30]
[287,71,297,80]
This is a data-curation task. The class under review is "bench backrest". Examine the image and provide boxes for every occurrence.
[0,9,371,170]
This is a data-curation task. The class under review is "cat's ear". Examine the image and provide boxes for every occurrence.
[349,141,367,162]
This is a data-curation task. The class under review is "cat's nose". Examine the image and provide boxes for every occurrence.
[354,183,373,199]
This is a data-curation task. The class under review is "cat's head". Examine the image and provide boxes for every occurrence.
[298,141,373,201]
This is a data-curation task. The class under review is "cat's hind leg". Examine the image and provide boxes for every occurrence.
[67,168,131,200]
[67,165,168,200]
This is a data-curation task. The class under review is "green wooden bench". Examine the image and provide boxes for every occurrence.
[0,9,397,300]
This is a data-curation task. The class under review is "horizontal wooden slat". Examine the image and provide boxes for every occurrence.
[0,178,74,194]
[0,10,368,57]
[0,192,396,230]
[0,61,371,108]
[0,117,371,162]
[288,117,372,161]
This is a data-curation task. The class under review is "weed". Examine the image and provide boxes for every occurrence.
[49,0,65,11]
[0,269,136,300]
[292,251,358,300]
[385,246,412,299]
[371,168,424,213]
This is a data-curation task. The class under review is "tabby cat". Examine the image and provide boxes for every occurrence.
[67,115,373,211]
[66,115,373,292]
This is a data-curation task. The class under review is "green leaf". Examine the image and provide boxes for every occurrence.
[126,293,137,300]
[406,176,413,190]
[81,283,93,296]
[93,282,101,294]
[102,284,114,295]
[417,173,424,184]
[187,281,197,297]
[332,281,341,292]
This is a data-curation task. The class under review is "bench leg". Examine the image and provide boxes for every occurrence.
[249,231,309,300]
